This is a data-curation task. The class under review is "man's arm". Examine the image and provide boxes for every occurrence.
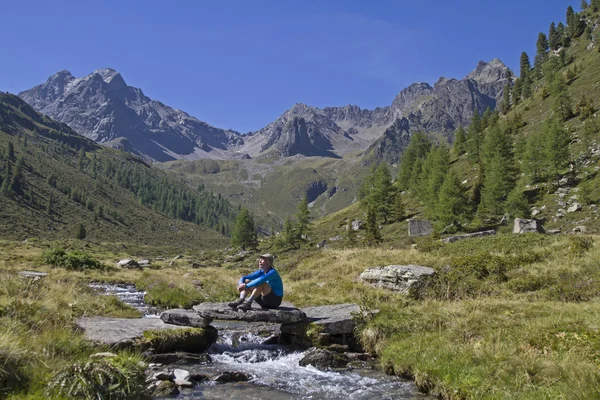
[239,269,262,285]
[246,269,276,288]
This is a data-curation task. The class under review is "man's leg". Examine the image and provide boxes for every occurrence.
[238,283,271,310]
[228,279,251,307]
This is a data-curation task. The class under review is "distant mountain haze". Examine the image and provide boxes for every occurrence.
[19,60,510,162]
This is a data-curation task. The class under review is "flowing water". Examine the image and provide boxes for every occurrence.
[92,284,429,399]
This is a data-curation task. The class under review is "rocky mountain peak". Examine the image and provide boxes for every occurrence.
[466,58,510,84]
[93,68,127,91]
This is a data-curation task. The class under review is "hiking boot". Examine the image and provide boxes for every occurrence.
[237,300,253,311]
[228,298,245,308]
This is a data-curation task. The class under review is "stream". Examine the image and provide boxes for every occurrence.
[92,283,430,399]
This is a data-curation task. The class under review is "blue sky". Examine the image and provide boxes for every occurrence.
[1,0,575,133]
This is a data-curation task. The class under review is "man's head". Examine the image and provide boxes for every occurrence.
[258,253,274,270]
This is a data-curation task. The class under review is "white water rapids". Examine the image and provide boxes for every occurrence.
[91,283,429,399]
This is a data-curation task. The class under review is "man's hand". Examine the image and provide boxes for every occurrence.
[238,283,247,292]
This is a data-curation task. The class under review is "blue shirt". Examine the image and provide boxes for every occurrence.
[239,268,284,297]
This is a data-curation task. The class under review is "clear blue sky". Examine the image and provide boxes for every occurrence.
[1,0,575,133]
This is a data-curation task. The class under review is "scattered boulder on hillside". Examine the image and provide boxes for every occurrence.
[19,271,49,280]
[547,229,561,234]
[441,230,496,243]
[513,218,543,234]
[116,259,141,269]
[329,235,343,241]
[137,259,150,267]
[408,219,433,237]
[317,240,327,248]
[359,265,435,294]
[573,226,587,233]
[160,309,213,328]
[567,203,582,213]
[349,220,364,231]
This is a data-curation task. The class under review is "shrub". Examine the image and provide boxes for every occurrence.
[41,248,105,270]
[46,354,149,400]
[569,236,594,256]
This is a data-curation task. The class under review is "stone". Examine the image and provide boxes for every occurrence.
[573,226,587,233]
[116,259,141,269]
[18,271,48,279]
[408,219,433,237]
[567,203,582,213]
[547,229,561,234]
[147,352,212,365]
[282,304,361,336]
[160,309,213,328]
[298,348,350,369]
[499,215,509,226]
[173,255,183,260]
[513,218,543,234]
[359,265,435,294]
[174,379,193,388]
[152,371,173,381]
[137,259,150,266]
[441,230,496,243]
[531,208,541,217]
[329,235,343,242]
[152,381,179,397]
[351,220,364,231]
[193,302,306,324]
[173,369,190,382]
[317,240,327,249]
[76,317,216,353]
[212,371,250,383]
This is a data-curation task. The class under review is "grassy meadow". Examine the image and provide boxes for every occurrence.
[1,232,599,398]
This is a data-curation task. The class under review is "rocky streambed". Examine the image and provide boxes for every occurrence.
[86,284,430,399]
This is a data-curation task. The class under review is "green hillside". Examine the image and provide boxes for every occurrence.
[0,93,234,252]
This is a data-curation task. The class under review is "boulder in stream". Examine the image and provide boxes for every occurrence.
[161,309,213,328]
[299,348,350,369]
[193,302,306,324]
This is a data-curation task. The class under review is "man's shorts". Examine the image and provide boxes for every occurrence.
[255,290,283,309]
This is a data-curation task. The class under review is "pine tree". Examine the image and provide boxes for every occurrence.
[499,83,511,114]
[466,110,483,163]
[372,163,393,223]
[78,148,86,170]
[230,208,257,250]
[364,206,382,246]
[435,169,471,227]
[557,23,568,48]
[421,146,450,215]
[390,188,405,222]
[536,32,549,62]
[549,22,560,50]
[76,223,87,240]
[282,217,297,249]
[397,132,431,190]
[519,52,531,82]
[453,125,467,154]
[523,132,546,182]
[505,186,531,218]
[7,142,14,160]
[295,194,311,242]
[550,74,573,121]
[581,0,589,10]
[567,6,576,36]
[544,118,571,177]
[9,156,24,195]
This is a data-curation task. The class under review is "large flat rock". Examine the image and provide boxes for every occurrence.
[281,303,361,335]
[161,309,213,328]
[359,265,435,294]
[193,302,306,324]
[77,317,190,346]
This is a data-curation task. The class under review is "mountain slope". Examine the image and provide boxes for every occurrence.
[19,69,243,162]
[0,93,234,249]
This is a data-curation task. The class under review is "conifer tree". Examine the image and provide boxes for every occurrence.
[581,0,589,10]
[478,123,516,217]
[499,84,511,114]
[544,118,571,177]
[550,74,573,121]
[9,156,24,195]
[364,206,382,246]
[422,146,450,215]
[372,163,393,223]
[78,148,86,170]
[397,132,431,190]
[536,32,549,60]
[230,208,256,250]
[520,52,531,81]
[557,23,568,48]
[282,217,297,249]
[549,22,560,50]
[453,125,467,154]
[295,194,311,242]
[390,188,406,222]
[466,110,483,163]
[435,169,471,227]
[505,186,531,218]
[76,223,87,240]
[47,193,53,216]
[523,132,546,182]
[7,142,14,160]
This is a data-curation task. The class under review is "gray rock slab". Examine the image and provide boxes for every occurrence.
[161,309,213,328]
[193,302,306,324]
[76,317,189,346]
[282,303,361,335]
[513,218,543,233]
[359,265,435,294]
[408,219,433,237]
[441,230,496,243]
[19,271,49,279]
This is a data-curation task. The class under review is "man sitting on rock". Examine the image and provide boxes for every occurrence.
[228,253,283,311]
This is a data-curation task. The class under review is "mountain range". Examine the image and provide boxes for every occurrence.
[19,59,511,162]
